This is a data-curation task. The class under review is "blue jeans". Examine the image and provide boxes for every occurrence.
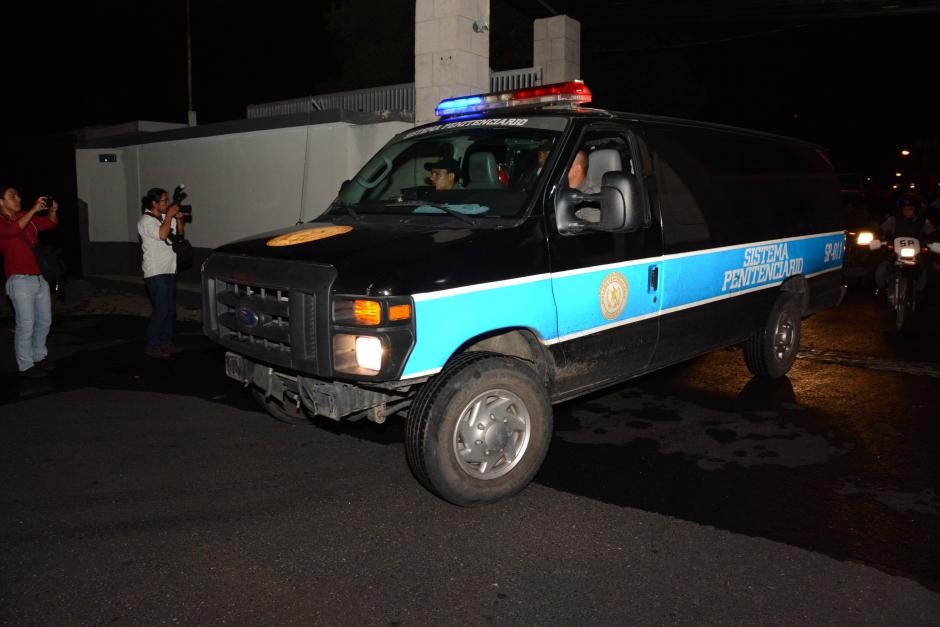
[144,274,176,349]
[5,274,52,371]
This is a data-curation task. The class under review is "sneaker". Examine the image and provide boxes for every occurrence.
[19,366,49,379]
[34,359,56,372]
[145,347,170,359]
[161,344,184,355]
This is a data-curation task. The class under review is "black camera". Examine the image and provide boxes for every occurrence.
[40,195,55,210]
[172,184,193,222]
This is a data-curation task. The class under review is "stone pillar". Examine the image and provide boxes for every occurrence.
[533,15,580,85]
[415,0,490,125]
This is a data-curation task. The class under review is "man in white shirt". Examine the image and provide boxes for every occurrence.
[137,187,186,359]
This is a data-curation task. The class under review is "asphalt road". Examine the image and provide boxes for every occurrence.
[1,286,939,625]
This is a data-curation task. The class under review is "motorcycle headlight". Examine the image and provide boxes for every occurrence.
[900,247,917,259]
[856,231,874,246]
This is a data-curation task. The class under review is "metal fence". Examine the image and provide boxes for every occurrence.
[489,67,542,92]
[247,67,543,119]
[247,83,416,119]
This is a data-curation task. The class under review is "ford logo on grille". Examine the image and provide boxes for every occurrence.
[236,307,260,328]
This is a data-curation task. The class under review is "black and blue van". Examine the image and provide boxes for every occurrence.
[202,81,845,505]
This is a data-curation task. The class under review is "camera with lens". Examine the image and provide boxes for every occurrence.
[40,195,55,211]
[172,184,193,222]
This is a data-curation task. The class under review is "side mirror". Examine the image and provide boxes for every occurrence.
[555,171,645,234]
[928,242,940,255]
[591,171,645,232]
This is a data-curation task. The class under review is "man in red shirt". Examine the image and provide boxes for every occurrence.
[0,184,59,378]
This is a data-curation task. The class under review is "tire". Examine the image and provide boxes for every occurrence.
[744,292,802,379]
[405,352,552,506]
[250,387,310,425]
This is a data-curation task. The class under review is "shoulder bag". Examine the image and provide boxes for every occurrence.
[20,224,67,286]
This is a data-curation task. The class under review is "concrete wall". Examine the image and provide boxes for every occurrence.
[76,119,411,278]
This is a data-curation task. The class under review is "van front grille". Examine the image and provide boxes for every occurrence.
[202,253,337,375]
[216,282,294,355]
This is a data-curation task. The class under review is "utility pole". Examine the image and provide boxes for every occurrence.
[186,0,197,126]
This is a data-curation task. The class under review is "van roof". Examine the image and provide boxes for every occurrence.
[425,105,827,152]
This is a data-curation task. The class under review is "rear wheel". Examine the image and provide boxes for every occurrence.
[744,292,802,379]
[405,352,552,506]
[251,387,310,425]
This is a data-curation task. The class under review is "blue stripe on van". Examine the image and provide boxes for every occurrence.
[659,231,845,313]
[405,277,558,377]
[401,231,844,378]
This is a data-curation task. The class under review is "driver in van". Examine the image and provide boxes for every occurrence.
[567,149,599,193]
[424,157,460,191]
[567,148,603,223]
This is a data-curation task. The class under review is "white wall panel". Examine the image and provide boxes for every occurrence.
[136,127,308,249]
[78,120,413,251]
[76,148,128,242]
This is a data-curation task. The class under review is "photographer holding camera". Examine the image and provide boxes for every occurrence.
[138,187,188,359]
[0,184,59,378]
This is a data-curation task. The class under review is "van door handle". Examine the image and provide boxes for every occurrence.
[648,265,659,292]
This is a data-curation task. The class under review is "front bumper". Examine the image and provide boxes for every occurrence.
[225,351,412,422]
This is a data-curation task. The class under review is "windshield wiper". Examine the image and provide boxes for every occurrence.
[326,200,362,221]
[384,200,476,226]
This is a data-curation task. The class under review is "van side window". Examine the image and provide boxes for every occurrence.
[652,149,712,250]
[646,125,838,250]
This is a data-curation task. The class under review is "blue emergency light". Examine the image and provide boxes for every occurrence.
[435,81,592,118]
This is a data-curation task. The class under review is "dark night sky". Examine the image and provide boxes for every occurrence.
[3,0,939,185]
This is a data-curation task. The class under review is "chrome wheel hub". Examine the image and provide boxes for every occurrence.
[453,389,531,480]
[773,311,796,360]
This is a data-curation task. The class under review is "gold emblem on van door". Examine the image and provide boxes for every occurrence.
[266,225,353,247]
[599,272,629,320]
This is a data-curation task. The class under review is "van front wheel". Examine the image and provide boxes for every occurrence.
[405,352,552,506]
[744,292,802,379]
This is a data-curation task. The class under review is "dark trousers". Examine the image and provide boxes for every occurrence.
[144,274,176,348]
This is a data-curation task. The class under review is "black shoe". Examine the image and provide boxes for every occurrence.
[34,359,56,372]
[19,366,49,379]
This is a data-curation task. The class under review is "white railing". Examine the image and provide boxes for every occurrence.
[490,67,542,92]
[247,83,415,119]
[247,67,543,120]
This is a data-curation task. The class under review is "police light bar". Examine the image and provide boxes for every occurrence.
[435,81,592,117]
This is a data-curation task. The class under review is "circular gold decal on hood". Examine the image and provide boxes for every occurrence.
[599,272,629,320]
[266,225,353,247]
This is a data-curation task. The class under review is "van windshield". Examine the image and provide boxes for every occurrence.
[326,120,565,222]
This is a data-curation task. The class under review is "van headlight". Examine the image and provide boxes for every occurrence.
[333,333,384,375]
[331,295,415,378]
[856,231,874,246]
[355,336,383,372]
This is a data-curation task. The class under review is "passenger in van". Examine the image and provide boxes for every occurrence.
[535,140,552,175]
[424,157,460,191]
[513,139,553,191]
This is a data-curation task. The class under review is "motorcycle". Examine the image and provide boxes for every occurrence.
[863,232,940,330]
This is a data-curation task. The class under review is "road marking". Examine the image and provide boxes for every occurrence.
[797,348,940,378]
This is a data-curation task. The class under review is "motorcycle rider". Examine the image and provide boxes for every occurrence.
[874,196,936,295]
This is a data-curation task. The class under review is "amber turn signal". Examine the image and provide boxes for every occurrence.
[388,304,412,321]
[353,300,382,325]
